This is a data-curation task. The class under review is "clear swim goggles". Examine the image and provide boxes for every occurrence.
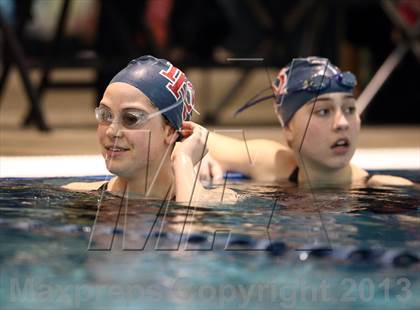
[95,106,155,129]
[94,97,189,129]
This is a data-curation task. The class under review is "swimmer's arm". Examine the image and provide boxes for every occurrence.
[173,122,238,203]
[172,122,212,202]
[62,181,106,191]
[207,132,294,180]
[172,152,207,203]
[367,175,414,187]
[172,153,237,203]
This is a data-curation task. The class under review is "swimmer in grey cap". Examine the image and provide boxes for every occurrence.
[205,57,413,187]
[64,56,237,202]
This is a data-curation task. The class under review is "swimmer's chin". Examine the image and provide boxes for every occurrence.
[324,160,351,170]
[326,149,356,169]
[106,166,127,178]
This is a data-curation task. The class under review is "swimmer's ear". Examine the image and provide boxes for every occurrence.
[163,124,179,144]
[283,123,293,146]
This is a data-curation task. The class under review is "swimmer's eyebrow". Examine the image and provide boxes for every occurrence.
[98,102,110,108]
[309,95,355,103]
[308,97,332,103]
[98,102,153,113]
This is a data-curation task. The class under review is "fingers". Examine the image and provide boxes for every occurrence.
[198,155,224,183]
[181,121,208,141]
[175,121,209,165]
[182,121,195,130]
[181,130,193,138]
[199,157,211,182]
[210,160,224,181]
[180,121,195,138]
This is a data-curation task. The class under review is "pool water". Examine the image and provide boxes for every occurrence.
[0,171,419,309]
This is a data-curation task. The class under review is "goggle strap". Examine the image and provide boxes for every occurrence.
[147,99,183,120]
[246,86,272,105]
[192,106,200,116]
[234,93,275,117]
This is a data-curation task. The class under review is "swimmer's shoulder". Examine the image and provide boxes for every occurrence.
[249,140,296,182]
[251,139,290,156]
[350,165,413,187]
[366,175,413,187]
[351,164,369,180]
[62,180,108,191]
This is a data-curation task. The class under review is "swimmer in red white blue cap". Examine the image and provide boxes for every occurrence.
[206,56,413,187]
[64,55,237,202]
[109,55,196,136]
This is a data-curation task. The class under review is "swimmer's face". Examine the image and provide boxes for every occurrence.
[97,82,176,178]
[284,92,360,170]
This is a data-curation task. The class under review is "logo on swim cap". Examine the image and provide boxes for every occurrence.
[272,67,289,101]
[159,64,187,101]
[159,64,195,123]
[181,80,195,121]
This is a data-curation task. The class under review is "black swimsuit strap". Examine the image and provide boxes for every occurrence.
[288,168,373,184]
[97,181,109,191]
[288,167,299,183]
[365,173,373,183]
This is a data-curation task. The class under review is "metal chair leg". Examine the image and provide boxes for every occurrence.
[0,10,49,131]
[38,0,71,96]
[357,0,420,113]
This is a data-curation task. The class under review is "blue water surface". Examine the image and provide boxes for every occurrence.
[0,170,419,309]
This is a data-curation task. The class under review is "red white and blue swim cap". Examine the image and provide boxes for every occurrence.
[234,56,357,126]
[110,55,195,131]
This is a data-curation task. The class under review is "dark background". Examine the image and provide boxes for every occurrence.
[1,0,419,124]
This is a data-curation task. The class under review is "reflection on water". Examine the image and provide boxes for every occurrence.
[0,176,419,309]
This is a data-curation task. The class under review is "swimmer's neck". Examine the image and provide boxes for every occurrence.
[109,159,175,200]
[297,161,362,187]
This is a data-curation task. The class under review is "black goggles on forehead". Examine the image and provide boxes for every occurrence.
[233,72,357,117]
[285,72,357,93]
